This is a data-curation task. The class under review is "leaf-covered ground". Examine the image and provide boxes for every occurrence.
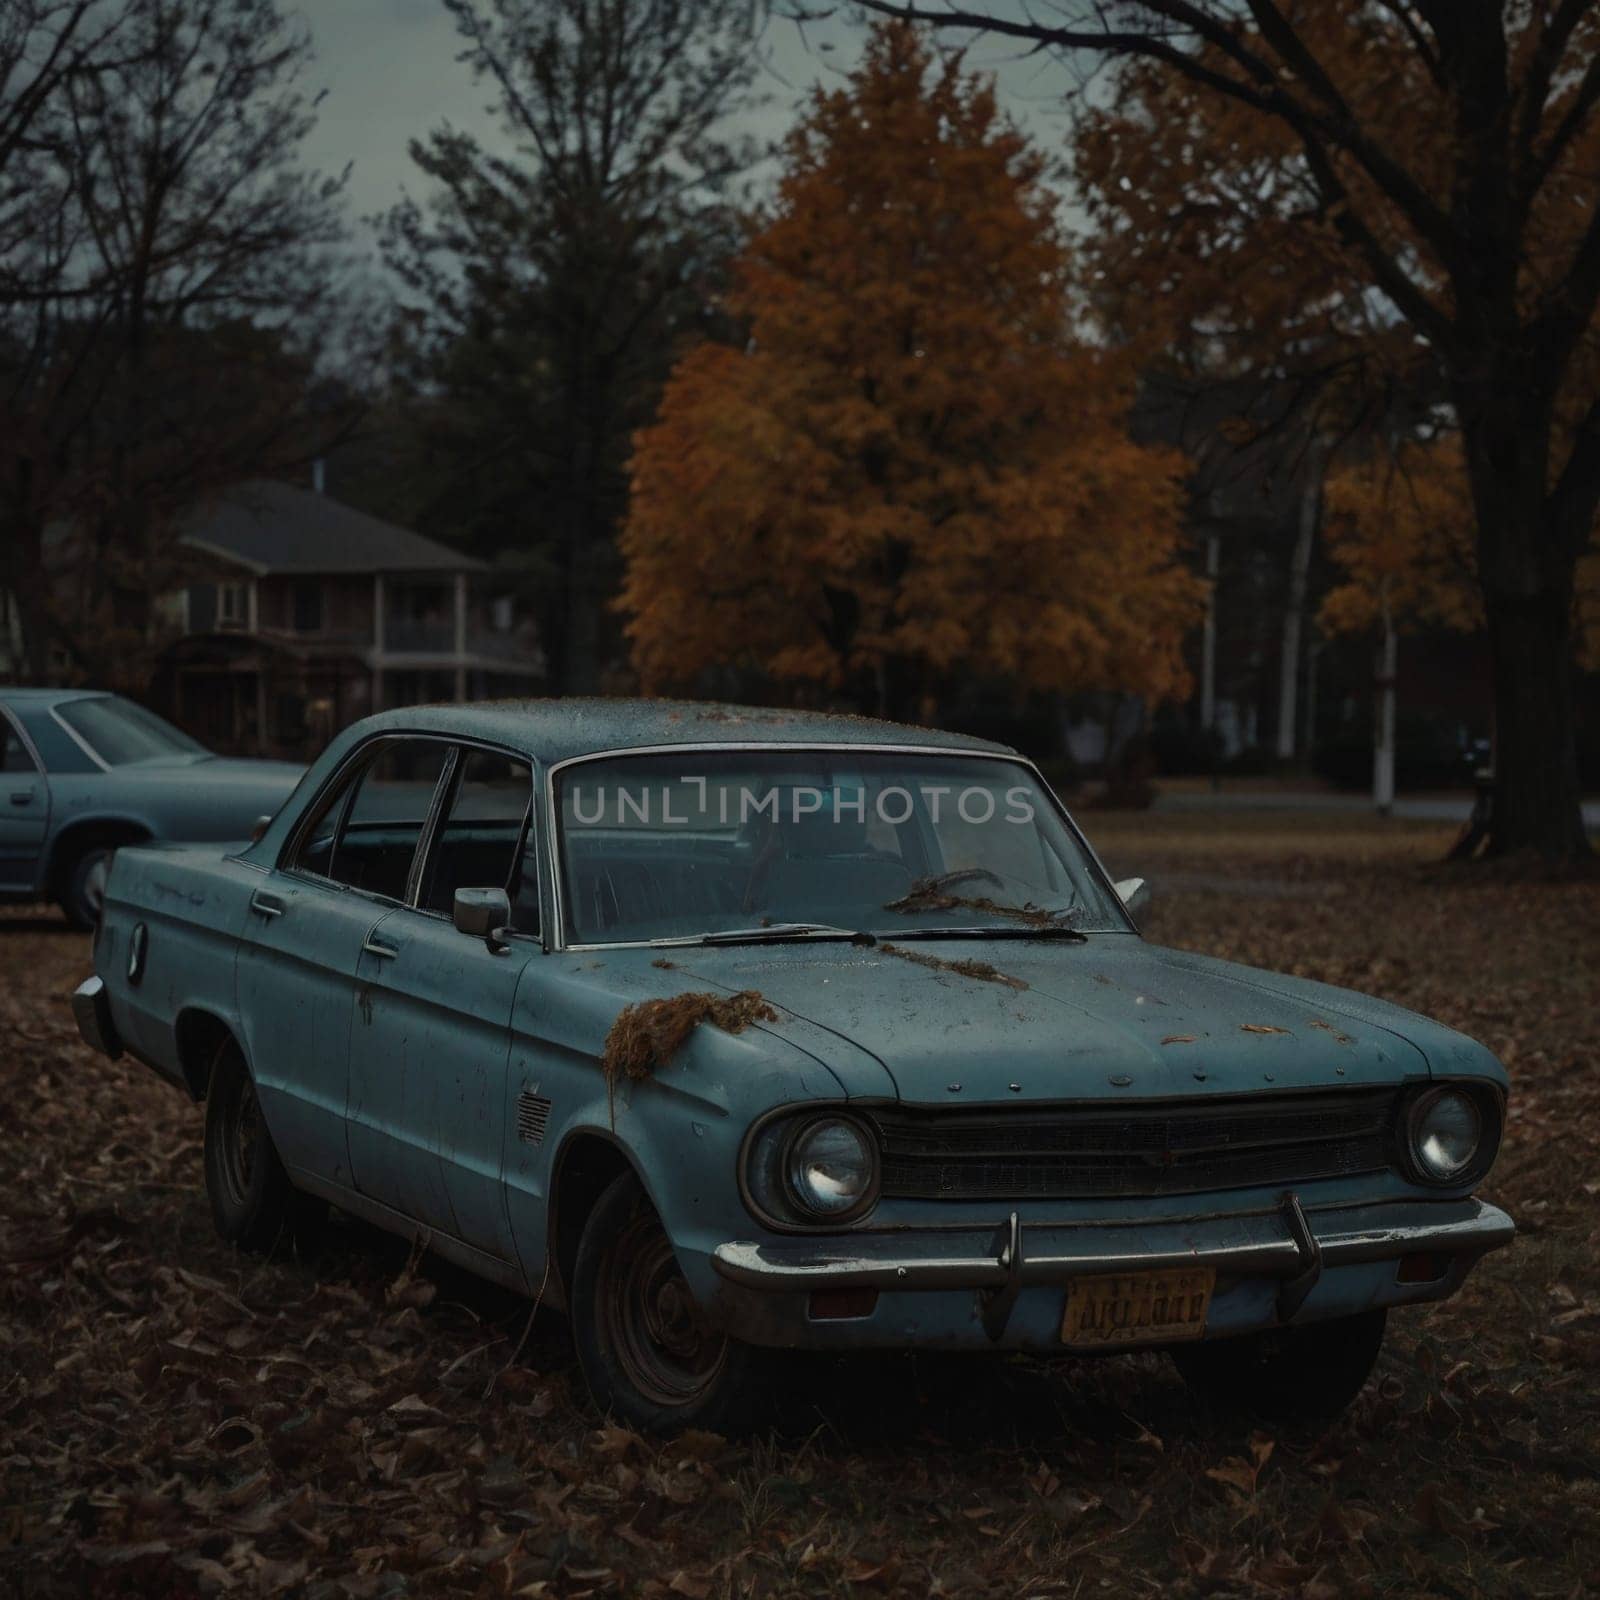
[3,813,1598,1598]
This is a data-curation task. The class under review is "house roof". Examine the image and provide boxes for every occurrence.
[352,697,1012,767]
[180,480,487,577]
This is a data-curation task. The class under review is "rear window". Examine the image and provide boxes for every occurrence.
[55,697,206,766]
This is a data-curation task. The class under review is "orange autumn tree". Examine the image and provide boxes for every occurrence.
[620,23,1200,720]
[1051,4,1600,860]
[1322,440,1600,669]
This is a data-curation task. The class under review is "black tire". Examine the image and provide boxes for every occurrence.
[570,1171,771,1435]
[1170,1308,1387,1422]
[203,1040,297,1252]
[60,844,114,931]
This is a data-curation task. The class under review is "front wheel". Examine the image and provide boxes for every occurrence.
[1170,1307,1387,1422]
[570,1172,771,1434]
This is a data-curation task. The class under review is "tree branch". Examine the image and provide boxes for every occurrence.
[847,0,1460,339]
[1547,389,1600,562]
[1532,151,1600,366]
[1512,0,1591,182]
[1520,49,1600,212]
[849,0,1461,264]
[1371,0,1445,92]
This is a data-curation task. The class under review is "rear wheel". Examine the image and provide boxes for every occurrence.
[60,845,114,931]
[204,1040,301,1252]
[1170,1308,1387,1422]
[571,1172,771,1434]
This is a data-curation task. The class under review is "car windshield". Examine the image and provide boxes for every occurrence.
[55,696,208,767]
[554,749,1127,946]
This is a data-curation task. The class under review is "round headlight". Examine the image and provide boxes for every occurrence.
[786,1117,877,1219]
[1410,1088,1483,1182]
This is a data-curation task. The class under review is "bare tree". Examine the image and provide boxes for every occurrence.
[797,0,1600,863]
[0,3,108,280]
[383,0,760,694]
[0,0,357,684]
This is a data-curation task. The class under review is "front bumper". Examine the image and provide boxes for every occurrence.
[707,1192,1514,1349]
[71,976,122,1060]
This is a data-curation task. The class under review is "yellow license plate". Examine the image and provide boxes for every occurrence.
[1061,1267,1216,1349]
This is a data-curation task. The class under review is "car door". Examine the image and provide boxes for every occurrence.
[236,735,452,1188]
[0,708,49,895]
[346,745,539,1258]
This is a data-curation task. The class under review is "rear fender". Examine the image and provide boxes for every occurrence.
[94,845,257,1086]
[45,815,153,899]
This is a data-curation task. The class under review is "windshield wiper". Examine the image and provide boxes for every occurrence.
[695,923,877,947]
[882,924,1088,943]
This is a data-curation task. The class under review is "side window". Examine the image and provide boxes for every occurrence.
[291,738,450,901]
[293,773,355,880]
[2,718,37,774]
[421,748,538,934]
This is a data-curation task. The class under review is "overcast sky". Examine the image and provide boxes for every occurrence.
[296,1,1085,248]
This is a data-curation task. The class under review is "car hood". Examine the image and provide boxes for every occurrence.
[653,935,1445,1104]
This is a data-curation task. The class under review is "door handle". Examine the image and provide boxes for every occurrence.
[250,891,287,919]
[9,791,33,806]
[362,935,399,960]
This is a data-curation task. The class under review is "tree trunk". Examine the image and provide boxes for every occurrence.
[561,531,601,694]
[557,346,604,696]
[1457,386,1592,865]
[1483,582,1590,862]
[1200,533,1219,732]
[3,517,54,683]
[1373,616,1396,817]
[1276,478,1317,762]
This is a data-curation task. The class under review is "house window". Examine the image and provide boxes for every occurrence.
[292,580,324,633]
[218,583,248,628]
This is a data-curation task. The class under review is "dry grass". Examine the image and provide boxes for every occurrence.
[2,816,1598,1598]
[879,943,1030,989]
[602,990,778,1086]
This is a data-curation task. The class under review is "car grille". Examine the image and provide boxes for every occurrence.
[871,1090,1401,1201]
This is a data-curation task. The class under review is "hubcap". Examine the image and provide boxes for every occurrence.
[222,1074,259,1205]
[82,853,109,918]
[601,1210,727,1408]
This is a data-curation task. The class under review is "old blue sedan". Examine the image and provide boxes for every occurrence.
[2,688,303,927]
[71,700,1513,1432]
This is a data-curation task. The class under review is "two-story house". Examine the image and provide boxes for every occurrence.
[150,480,543,757]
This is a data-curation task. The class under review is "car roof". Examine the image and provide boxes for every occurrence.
[356,697,1014,767]
[0,687,109,706]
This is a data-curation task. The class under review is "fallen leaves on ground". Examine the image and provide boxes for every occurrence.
[2,820,1598,1597]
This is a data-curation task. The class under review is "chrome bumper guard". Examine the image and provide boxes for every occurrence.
[711,1193,1515,1340]
[71,976,122,1060]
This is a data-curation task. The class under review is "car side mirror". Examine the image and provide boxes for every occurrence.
[454,886,512,953]
[250,814,271,844]
[1113,876,1151,919]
